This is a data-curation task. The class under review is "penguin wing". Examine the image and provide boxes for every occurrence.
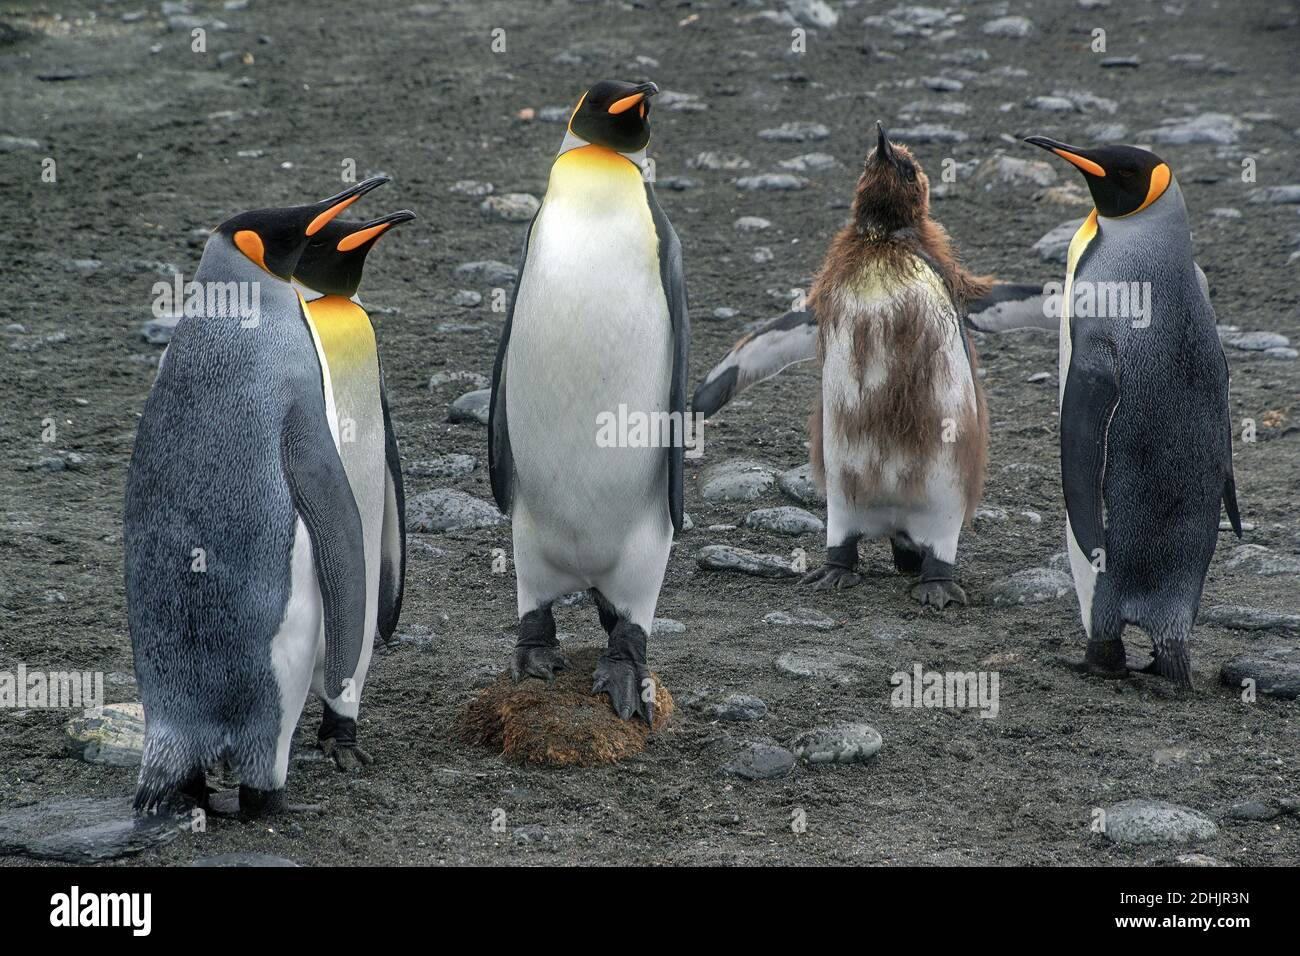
[1060,318,1121,563]
[966,283,1055,332]
[692,309,817,418]
[281,395,367,700]
[488,213,538,515]
[646,183,689,532]
[377,366,406,644]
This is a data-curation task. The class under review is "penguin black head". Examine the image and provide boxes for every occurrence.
[1023,136,1171,218]
[214,176,390,280]
[567,79,660,153]
[852,122,931,234]
[293,210,417,298]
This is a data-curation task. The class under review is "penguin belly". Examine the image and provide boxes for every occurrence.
[301,295,386,715]
[820,259,976,562]
[506,169,673,626]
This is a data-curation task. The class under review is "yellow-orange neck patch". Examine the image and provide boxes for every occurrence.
[233,229,268,271]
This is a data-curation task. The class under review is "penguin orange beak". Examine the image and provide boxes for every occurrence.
[335,210,417,252]
[608,82,660,115]
[306,176,391,236]
[1023,136,1106,178]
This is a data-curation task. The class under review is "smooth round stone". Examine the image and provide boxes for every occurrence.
[65,703,145,767]
[775,648,868,683]
[451,289,482,307]
[763,607,839,631]
[735,173,808,191]
[1220,649,1300,700]
[428,370,489,390]
[777,463,825,505]
[454,260,517,285]
[405,489,505,532]
[479,192,539,222]
[734,216,771,231]
[757,122,829,142]
[743,506,823,536]
[1198,605,1300,635]
[699,693,768,721]
[406,453,477,480]
[986,568,1072,606]
[1033,218,1088,263]
[448,388,491,425]
[1224,544,1300,576]
[1101,800,1218,845]
[0,797,178,863]
[651,617,685,635]
[792,723,882,764]
[696,544,798,578]
[724,742,794,780]
[700,459,777,502]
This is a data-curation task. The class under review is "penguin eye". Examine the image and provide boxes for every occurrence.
[904,165,916,182]
[1117,167,1135,179]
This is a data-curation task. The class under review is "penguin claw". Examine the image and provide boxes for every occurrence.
[320,738,373,772]
[799,565,863,591]
[592,657,655,726]
[510,647,570,685]
[910,579,967,608]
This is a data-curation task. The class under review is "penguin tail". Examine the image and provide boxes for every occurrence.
[1149,639,1193,689]
[1223,475,1243,538]
[133,726,208,816]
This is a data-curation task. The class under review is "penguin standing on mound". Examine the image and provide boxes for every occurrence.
[292,209,415,768]
[489,79,688,724]
[126,176,388,817]
[800,123,989,608]
[1024,134,1241,685]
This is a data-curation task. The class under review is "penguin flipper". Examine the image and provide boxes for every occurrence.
[965,283,1056,332]
[692,308,817,418]
[1060,326,1121,563]
[281,397,367,700]
[646,183,689,532]
[377,367,406,643]
[488,213,539,515]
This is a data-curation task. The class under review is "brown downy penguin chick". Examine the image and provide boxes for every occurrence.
[800,121,990,608]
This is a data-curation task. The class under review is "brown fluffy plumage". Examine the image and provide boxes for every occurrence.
[809,135,988,523]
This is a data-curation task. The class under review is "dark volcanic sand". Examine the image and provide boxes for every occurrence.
[1,0,1297,866]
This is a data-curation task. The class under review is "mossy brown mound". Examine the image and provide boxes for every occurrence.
[461,646,673,766]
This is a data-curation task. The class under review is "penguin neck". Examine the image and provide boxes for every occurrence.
[556,129,647,169]
[1096,176,1192,262]
[192,235,299,319]
[547,142,648,208]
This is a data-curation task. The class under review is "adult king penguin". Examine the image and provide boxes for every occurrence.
[489,79,688,724]
[292,209,415,768]
[800,123,989,608]
[1025,135,1241,685]
[126,176,388,817]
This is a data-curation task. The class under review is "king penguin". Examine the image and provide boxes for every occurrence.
[488,79,689,724]
[1024,135,1241,685]
[126,176,388,817]
[291,209,415,768]
[799,123,989,608]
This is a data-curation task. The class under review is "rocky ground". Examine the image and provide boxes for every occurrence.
[1,0,1298,866]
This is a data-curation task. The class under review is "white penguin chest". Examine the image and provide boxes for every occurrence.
[507,182,671,451]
